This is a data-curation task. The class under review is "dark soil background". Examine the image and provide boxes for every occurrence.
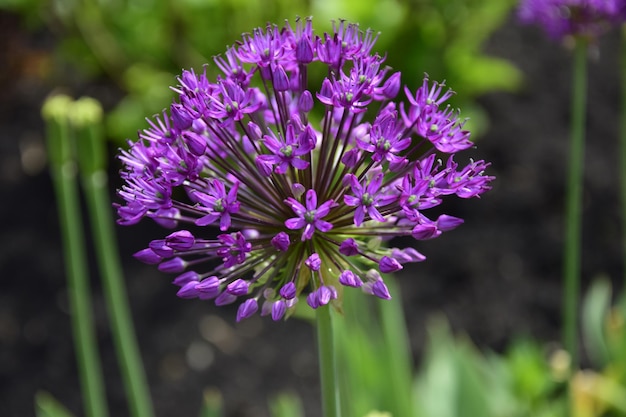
[1,9,625,417]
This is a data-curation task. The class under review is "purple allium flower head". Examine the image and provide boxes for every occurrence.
[116,18,494,321]
[517,0,626,41]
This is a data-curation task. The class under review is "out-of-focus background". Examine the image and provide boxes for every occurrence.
[1,0,624,416]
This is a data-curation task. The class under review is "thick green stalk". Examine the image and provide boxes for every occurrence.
[563,40,587,370]
[42,95,109,417]
[72,97,155,417]
[317,306,340,417]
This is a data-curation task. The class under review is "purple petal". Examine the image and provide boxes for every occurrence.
[315,220,334,233]
[285,217,306,230]
[305,189,317,211]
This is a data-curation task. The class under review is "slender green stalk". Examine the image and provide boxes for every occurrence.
[621,27,626,285]
[42,95,109,417]
[563,40,587,370]
[317,305,340,417]
[71,97,155,417]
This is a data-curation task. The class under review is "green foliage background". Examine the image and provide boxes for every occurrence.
[3,0,521,142]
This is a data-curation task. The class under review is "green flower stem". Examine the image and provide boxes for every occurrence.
[621,27,626,285]
[563,40,587,370]
[42,95,109,417]
[72,98,155,417]
[316,305,340,417]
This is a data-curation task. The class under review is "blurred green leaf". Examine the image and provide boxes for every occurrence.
[413,318,490,417]
[34,391,75,417]
[198,388,223,417]
[582,277,612,367]
[268,391,305,417]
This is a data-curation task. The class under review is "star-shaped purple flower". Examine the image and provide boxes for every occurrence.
[284,189,337,241]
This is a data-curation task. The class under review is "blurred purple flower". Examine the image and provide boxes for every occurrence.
[517,0,626,41]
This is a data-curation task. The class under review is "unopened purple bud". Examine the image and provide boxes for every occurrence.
[172,271,199,287]
[341,148,360,168]
[165,230,195,250]
[171,103,193,130]
[292,183,305,198]
[319,78,333,101]
[365,269,383,282]
[339,238,359,256]
[436,214,464,231]
[298,90,314,113]
[158,257,187,273]
[271,232,290,252]
[133,248,162,264]
[226,279,249,296]
[148,240,174,257]
[317,286,333,306]
[215,291,237,306]
[372,280,392,300]
[236,299,258,322]
[339,270,363,287]
[307,292,319,309]
[412,223,440,240]
[247,122,262,141]
[299,125,317,151]
[255,156,274,176]
[389,157,408,172]
[242,228,260,239]
[391,247,426,263]
[305,253,321,271]
[196,276,220,296]
[381,72,401,99]
[272,64,290,92]
[280,282,297,299]
[177,281,200,299]
[379,256,403,273]
[181,131,207,156]
[271,300,287,321]
[296,37,314,63]
[261,300,272,316]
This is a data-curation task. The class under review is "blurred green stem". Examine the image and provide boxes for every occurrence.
[42,96,109,417]
[621,27,626,286]
[317,306,340,417]
[563,40,587,370]
[380,277,415,416]
[72,98,155,417]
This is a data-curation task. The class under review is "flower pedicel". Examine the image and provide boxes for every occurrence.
[116,19,494,322]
